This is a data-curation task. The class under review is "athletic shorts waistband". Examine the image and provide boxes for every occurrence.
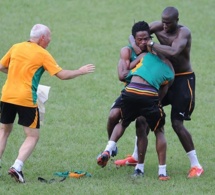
[125,82,158,96]
[175,71,194,76]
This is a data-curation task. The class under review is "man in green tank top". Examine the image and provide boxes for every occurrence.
[106,21,150,155]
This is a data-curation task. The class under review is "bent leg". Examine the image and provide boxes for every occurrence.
[107,108,121,139]
[105,122,127,156]
[109,122,126,143]
[97,122,126,168]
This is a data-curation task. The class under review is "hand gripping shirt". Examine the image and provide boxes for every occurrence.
[0,41,62,107]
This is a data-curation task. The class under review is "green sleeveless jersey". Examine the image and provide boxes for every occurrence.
[131,53,174,90]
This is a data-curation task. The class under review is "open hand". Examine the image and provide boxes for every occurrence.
[79,64,95,74]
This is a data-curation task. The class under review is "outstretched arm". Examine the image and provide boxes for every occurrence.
[55,64,95,80]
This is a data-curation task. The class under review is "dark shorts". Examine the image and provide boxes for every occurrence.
[0,102,40,128]
[161,72,195,121]
[110,95,122,109]
[121,83,165,131]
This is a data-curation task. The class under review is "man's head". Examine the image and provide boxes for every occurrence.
[162,7,179,33]
[30,24,51,48]
[132,21,151,52]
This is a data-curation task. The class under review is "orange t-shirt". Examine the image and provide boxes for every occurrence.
[0,41,62,107]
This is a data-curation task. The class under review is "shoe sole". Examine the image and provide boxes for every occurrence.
[115,161,137,167]
[159,176,170,181]
[115,164,137,167]
[187,170,204,178]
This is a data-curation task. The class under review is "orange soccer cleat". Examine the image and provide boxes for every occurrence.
[187,166,204,178]
[114,155,138,167]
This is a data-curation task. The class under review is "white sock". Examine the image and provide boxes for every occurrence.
[158,164,167,176]
[135,163,144,173]
[104,140,116,155]
[187,150,201,168]
[132,136,138,161]
[12,159,24,172]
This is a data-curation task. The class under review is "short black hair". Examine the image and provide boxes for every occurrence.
[132,21,150,37]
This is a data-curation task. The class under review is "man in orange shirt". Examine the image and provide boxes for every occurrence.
[0,24,95,183]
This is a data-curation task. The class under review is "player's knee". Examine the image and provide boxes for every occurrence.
[108,108,121,122]
[136,116,148,136]
[154,130,166,145]
[0,124,13,136]
[135,116,147,128]
[172,119,184,133]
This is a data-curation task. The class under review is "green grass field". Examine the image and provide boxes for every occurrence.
[0,0,214,194]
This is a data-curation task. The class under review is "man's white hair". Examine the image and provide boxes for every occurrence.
[30,24,49,42]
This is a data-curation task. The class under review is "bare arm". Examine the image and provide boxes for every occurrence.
[118,47,131,81]
[149,21,162,34]
[0,63,8,74]
[129,53,144,69]
[148,27,191,57]
[117,47,143,82]
[55,64,95,80]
